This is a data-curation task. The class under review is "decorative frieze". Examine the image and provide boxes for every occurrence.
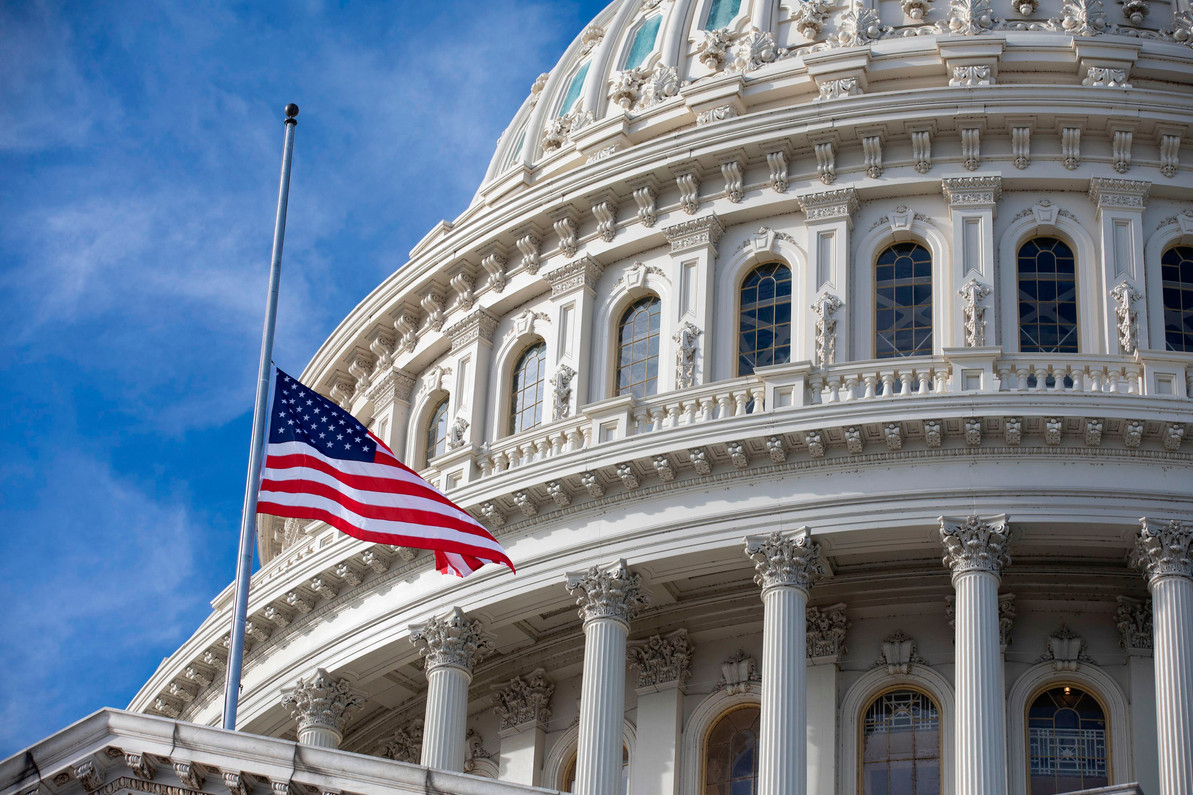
[818,77,862,100]
[1132,518,1193,583]
[662,214,724,253]
[940,514,1012,577]
[806,603,848,659]
[628,629,694,688]
[1089,177,1149,210]
[280,669,365,745]
[566,559,649,625]
[696,104,739,127]
[493,668,554,730]
[744,529,826,594]
[1116,596,1153,654]
[798,187,859,221]
[942,175,1001,206]
[544,255,603,296]
[410,607,492,673]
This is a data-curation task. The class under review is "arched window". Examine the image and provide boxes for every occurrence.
[624,16,662,70]
[703,705,760,795]
[861,688,941,795]
[509,341,547,434]
[560,62,590,115]
[875,243,933,358]
[616,296,661,398]
[424,397,449,464]
[739,262,793,375]
[1027,685,1109,793]
[704,0,742,29]
[1161,244,1193,352]
[1017,237,1078,353]
[561,745,629,794]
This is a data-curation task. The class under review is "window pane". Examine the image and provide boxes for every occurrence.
[508,341,547,435]
[1162,245,1193,352]
[560,61,590,114]
[616,296,661,397]
[1027,686,1109,794]
[424,397,449,464]
[875,243,933,358]
[703,706,760,795]
[739,263,793,375]
[704,0,742,28]
[624,16,661,70]
[862,689,941,795]
[1017,237,1079,353]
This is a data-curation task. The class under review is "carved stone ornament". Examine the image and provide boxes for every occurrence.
[409,607,493,673]
[280,668,365,738]
[818,77,862,100]
[674,321,701,389]
[943,0,995,34]
[493,668,554,730]
[902,0,932,19]
[640,64,680,107]
[607,66,647,110]
[1131,518,1193,583]
[447,416,469,450]
[445,308,499,352]
[731,28,777,72]
[552,363,576,420]
[940,514,1012,577]
[793,0,833,39]
[717,649,761,694]
[941,175,1001,206]
[958,278,993,347]
[696,104,738,126]
[566,558,650,625]
[745,528,827,594]
[806,603,848,659]
[811,293,844,366]
[1109,279,1142,354]
[380,720,423,763]
[662,214,724,253]
[695,27,735,70]
[877,630,927,675]
[833,2,890,47]
[545,256,603,296]
[798,187,859,221]
[628,628,694,688]
[1061,0,1108,35]
[1116,596,1153,654]
[1037,625,1094,671]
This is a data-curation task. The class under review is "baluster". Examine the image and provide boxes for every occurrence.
[863,374,878,399]
[881,372,896,397]
[1016,366,1029,390]
[667,404,681,428]
[522,443,536,464]
[716,393,732,418]
[651,406,666,430]
[917,370,931,394]
[536,439,550,460]
[1088,367,1103,393]
[567,427,583,452]
[1108,367,1121,393]
[478,456,493,477]
[699,397,714,422]
[808,376,825,405]
[734,392,749,416]
[996,366,1010,392]
[581,426,592,449]
[1128,364,1141,394]
[899,372,913,395]
[824,377,839,404]
[1050,365,1065,392]
[683,399,697,424]
[935,369,950,392]
[840,374,857,401]
[633,408,650,433]
[749,385,765,413]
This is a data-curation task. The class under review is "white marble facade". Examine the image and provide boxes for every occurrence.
[10,1,1193,795]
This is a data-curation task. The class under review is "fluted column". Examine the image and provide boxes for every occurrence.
[279,668,364,749]
[940,515,1011,795]
[745,529,826,795]
[566,559,649,795]
[1131,518,1193,795]
[410,607,492,772]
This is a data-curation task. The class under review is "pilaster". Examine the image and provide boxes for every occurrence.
[941,176,1001,349]
[410,607,492,772]
[442,309,499,482]
[627,629,692,795]
[364,367,415,456]
[940,514,1011,795]
[494,669,554,787]
[1118,596,1159,795]
[279,668,365,749]
[797,190,857,363]
[662,215,723,385]
[1089,178,1150,353]
[545,255,604,408]
[805,603,846,795]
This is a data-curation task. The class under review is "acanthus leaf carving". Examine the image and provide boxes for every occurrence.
[552,363,576,420]
[958,278,993,347]
[811,293,844,366]
[717,649,761,694]
[566,558,649,624]
[628,629,694,688]
[493,668,554,730]
[744,528,826,593]
[806,603,848,659]
[940,514,1012,577]
[1109,279,1142,354]
[1116,596,1152,654]
[1131,518,1193,583]
[673,321,701,389]
[280,668,365,738]
[380,720,423,764]
[410,607,492,673]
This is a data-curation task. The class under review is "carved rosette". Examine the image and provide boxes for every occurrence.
[280,668,365,739]
[628,629,694,688]
[939,514,1012,578]
[1131,518,1193,584]
[493,668,554,731]
[745,529,826,595]
[410,607,493,674]
[806,603,848,659]
[566,558,650,626]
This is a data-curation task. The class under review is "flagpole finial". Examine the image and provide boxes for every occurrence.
[284,103,299,123]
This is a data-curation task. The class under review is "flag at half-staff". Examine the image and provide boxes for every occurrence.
[257,367,515,577]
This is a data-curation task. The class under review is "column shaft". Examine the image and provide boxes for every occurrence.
[297,726,340,749]
[953,569,1007,795]
[421,666,471,771]
[576,617,628,795]
[758,585,808,795]
[1152,575,1193,795]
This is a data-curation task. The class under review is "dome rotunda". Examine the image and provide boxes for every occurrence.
[121,1,1193,794]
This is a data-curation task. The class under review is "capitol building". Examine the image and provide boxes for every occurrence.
[5,0,1193,794]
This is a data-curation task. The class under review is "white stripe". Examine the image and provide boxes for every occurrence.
[261,460,470,524]
[266,440,438,493]
[442,551,475,577]
[258,491,507,557]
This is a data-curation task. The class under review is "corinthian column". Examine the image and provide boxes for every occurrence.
[566,559,649,795]
[744,529,826,795]
[410,607,492,772]
[279,668,364,748]
[940,515,1011,795]
[1131,518,1193,795]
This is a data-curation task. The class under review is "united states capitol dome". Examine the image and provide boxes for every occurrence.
[13,2,1192,795]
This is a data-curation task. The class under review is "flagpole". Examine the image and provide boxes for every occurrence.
[223,103,300,731]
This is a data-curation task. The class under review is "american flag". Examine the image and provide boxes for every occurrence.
[257,368,514,577]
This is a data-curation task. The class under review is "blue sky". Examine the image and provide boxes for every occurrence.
[0,0,608,757]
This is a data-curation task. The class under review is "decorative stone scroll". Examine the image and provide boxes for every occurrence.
[717,650,761,694]
[958,278,993,347]
[806,603,848,660]
[493,668,554,730]
[940,514,1012,577]
[674,322,701,389]
[1131,518,1193,583]
[1110,279,1142,354]
[409,607,493,673]
[1037,625,1095,671]
[877,630,927,675]
[280,669,365,747]
[628,628,694,688]
[566,559,649,625]
[744,529,826,594]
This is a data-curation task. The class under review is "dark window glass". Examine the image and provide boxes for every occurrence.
[876,243,934,358]
[1027,686,1109,794]
[1018,237,1079,353]
[704,706,760,795]
[739,262,793,375]
[509,341,547,434]
[424,397,449,464]
[862,689,941,795]
[1161,244,1193,352]
[616,296,661,398]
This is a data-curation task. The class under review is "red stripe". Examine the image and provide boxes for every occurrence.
[265,451,460,511]
[259,477,494,539]
[258,501,515,571]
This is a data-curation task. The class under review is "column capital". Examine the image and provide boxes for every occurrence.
[566,558,649,625]
[445,308,499,352]
[280,668,365,741]
[493,668,554,732]
[628,628,694,690]
[941,175,1002,207]
[744,528,826,595]
[1132,518,1193,584]
[1088,177,1150,210]
[796,187,859,222]
[939,514,1011,578]
[410,607,492,674]
[661,213,724,253]
[806,603,848,662]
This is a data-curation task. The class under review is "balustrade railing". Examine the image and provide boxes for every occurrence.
[995,355,1141,394]
[808,358,950,404]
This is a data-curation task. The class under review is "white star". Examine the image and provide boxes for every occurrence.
[337,434,344,440]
